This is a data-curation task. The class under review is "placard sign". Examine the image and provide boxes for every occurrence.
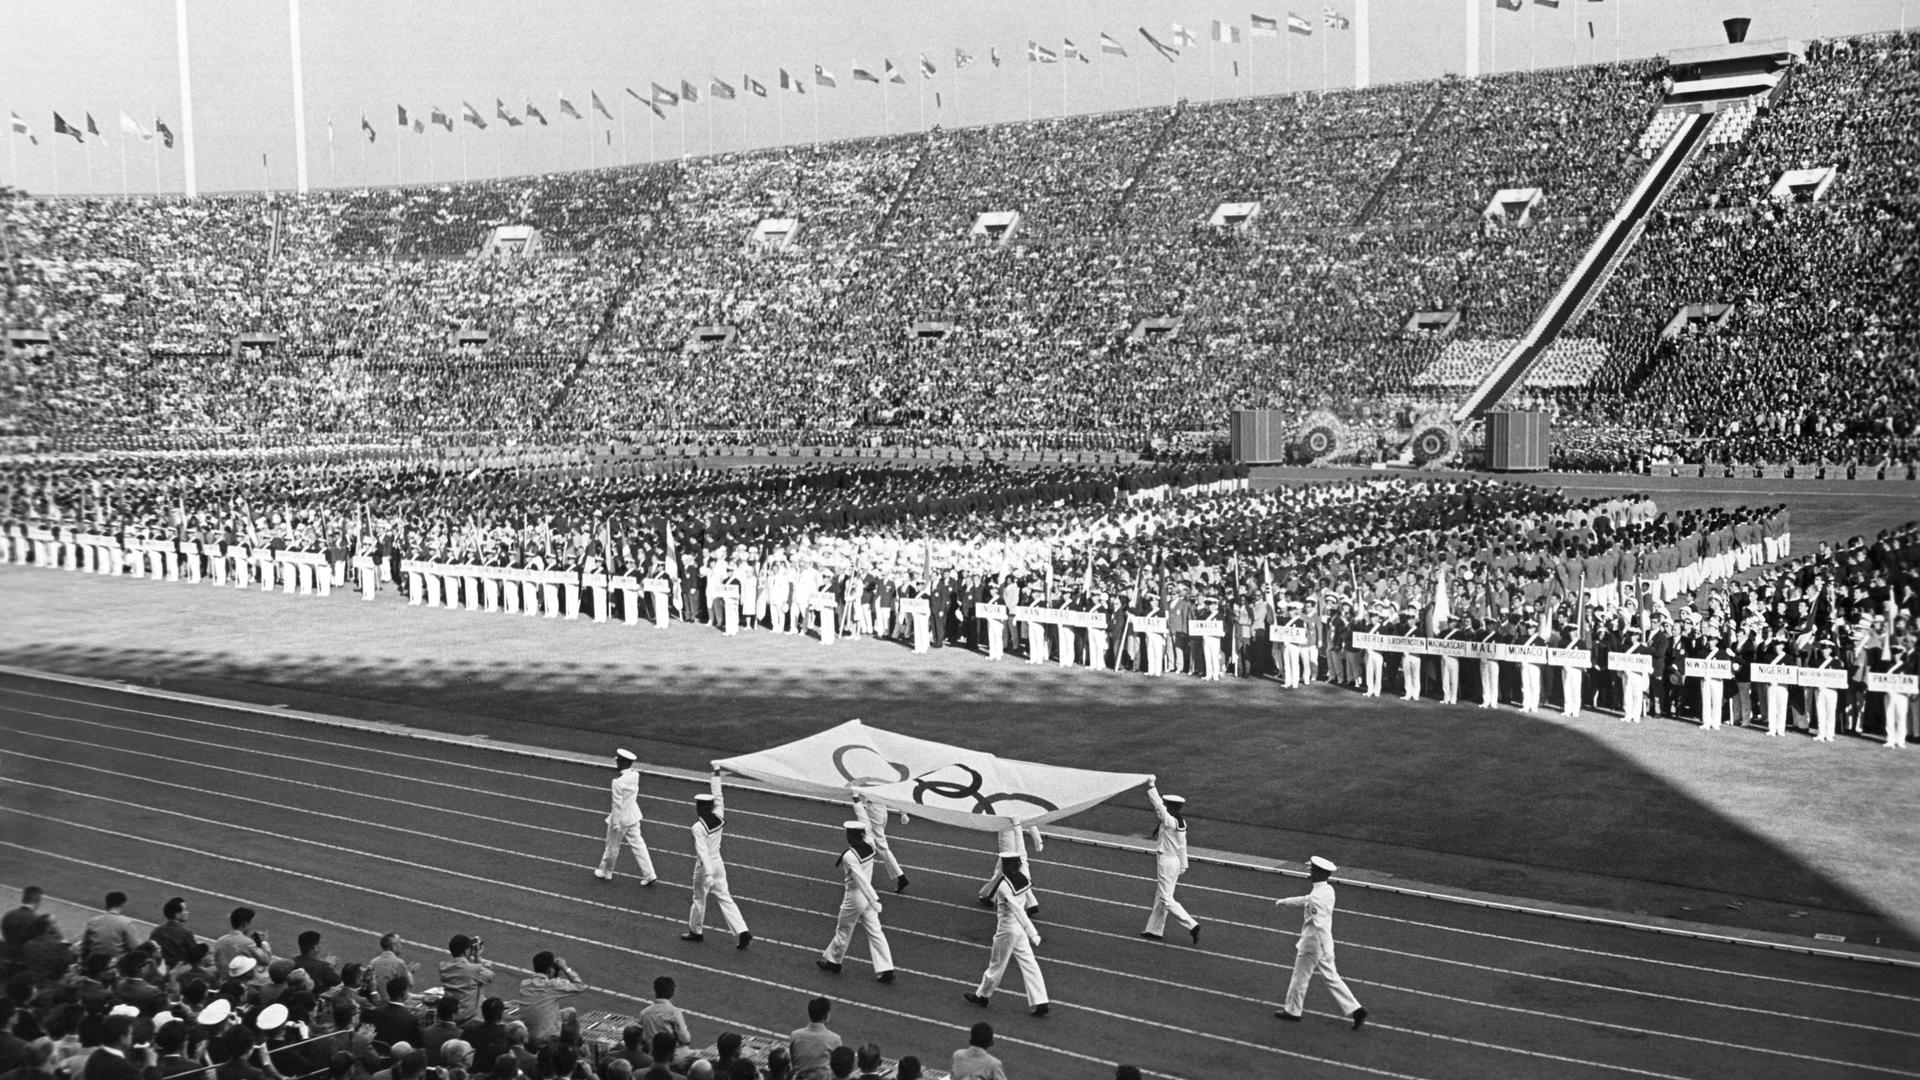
[1608,652,1654,675]
[642,577,671,593]
[1189,619,1224,638]
[1751,662,1799,685]
[1507,644,1549,665]
[1272,625,1310,645]
[1138,616,1169,635]
[1798,667,1849,691]
[1382,634,1431,655]
[1429,637,1477,659]
[1867,672,1918,695]
[898,597,930,618]
[1687,659,1734,681]
[1351,631,1386,650]
[1546,647,1592,669]
[977,603,1008,620]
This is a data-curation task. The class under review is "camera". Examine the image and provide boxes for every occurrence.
[468,936,485,955]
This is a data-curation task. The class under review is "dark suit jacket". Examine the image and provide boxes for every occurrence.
[84,1048,147,1080]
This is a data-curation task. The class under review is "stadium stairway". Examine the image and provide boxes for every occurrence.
[1453,110,1710,421]
[872,135,934,242]
[1109,101,1184,225]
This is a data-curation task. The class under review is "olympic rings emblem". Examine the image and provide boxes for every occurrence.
[911,764,1059,816]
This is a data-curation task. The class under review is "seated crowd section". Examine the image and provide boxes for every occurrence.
[1,32,1915,467]
[0,888,1009,1080]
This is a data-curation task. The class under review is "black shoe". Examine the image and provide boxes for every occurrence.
[736,931,752,950]
[894,875,910,894]
[815,959,842,974]
[1350,1007,1369,1030]
[1139,932,1163,941]
[1029,1004,1049,1017]
[874,970,895,985]
[1274,1010,1301,1022]
[679,933,704,943]
[963,992,990,1007]
[1190,924,1203,945]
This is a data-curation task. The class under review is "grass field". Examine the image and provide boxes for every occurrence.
[3,471,1916,953]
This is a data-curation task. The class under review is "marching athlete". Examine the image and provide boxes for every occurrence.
[817,820,895,983]
[1273,856,1367,1031]
[850,790,910,893]
[964,855,1049,1016]
[1140,781,1201,945]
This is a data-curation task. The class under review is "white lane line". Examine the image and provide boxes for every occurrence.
[9,723,1915,1035]
[0,823,1419,1080]
[12,752,1914,1074]
[8,683,1917,987]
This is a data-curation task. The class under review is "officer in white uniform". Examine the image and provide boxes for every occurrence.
[851,790,910,893]
[1273,856,1367,1030]
[977,824,1043,913]
[816,821,895,983]
[1140,782,1202,945]
[963,855,1049,1017]
[682,772,751,948]
[593,749,658,885]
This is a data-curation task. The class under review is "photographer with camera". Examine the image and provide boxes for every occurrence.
[515,951,587,1047]
[213,907,276,984]
[437,934,494,1026]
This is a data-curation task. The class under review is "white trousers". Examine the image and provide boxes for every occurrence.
[976,929,1047,1006]
[1519,664,1542,712]
[1561,668,1584,717]
[1283,945,1361,1018]
[1440,657,1460,704]
[1885,693,1909,747]
[822,895,892,972]
[598,822,656,880]
[1144,855,1197,935]
[689,864,747,935]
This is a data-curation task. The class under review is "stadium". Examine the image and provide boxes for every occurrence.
[1,1,1916,1078]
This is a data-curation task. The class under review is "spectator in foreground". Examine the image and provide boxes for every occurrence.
[788,996,839,1080]
[148,897,196,968]
[949,1023,1004,1080]
[436,936,492,1026]
[514,951,586,1046]
[81,893,140,967]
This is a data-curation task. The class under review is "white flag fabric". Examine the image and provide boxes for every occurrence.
[713,718,1150,832]
[119,111,153,141]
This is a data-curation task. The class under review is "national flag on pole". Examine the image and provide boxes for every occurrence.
[746,74,767,96]
[85,113,100,138]
[1250,12,1281,36]
[361,115,376,141]
[1138,27,1182,60]
[154,118,173,147]
[1324,6,1350,29]
[461,101,487,129]
[920,53,937,77]
[815,64,838,87]
[651,82,679,106]
[525,101,549,124]
[326,119,334,144]
[955,48,976,68]
[559,95,582,119]
[1028,40,1058,63]
[1064,39,1091,62]
[497,100,522,126]
[119,111,152,141]
[1588,20,1596,36]
[1288,11,1314,33]
[852,63,879,83]
[396,104,409,128]
[1212,21,1243,43]
[1170,23,1198,47]
[1496,0,1523,10]
[884,59,906,83]
[626,87,665,118]
[591,90,614,119]
[990,45,1003,66]
[680,79,701,103]
[709,77,737,100]
[428,106,452,130]
[9,112,37,145]
[1099,32,1129,55]
[1534,0,1560,6]
[413,118,425,133]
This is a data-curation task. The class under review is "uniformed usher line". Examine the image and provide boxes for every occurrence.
[9,720,1909,1036]
[0,823,1403,1080]
[14,756,1909,1077]
[0,844,1169,1080]
[9,684,1913,996]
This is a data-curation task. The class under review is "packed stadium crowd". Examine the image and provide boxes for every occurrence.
[0,888,1048,1080]
[3,37,1912,464]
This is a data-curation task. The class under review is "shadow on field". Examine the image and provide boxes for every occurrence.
[4,635,1912,951]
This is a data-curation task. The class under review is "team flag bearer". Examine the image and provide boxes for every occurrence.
[816,819,896,983]
[1141,780,1203,944]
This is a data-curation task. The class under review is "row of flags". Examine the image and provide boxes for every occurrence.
[11,110,176,148]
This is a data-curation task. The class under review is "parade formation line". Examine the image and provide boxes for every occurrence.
[1,674,1916,1080]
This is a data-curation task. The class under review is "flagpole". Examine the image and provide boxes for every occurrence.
[328,123,336,187]
[1529,0,1537,72]
[153,116,162,194]
[6,124,16,194]
[118,114,129,197]
[1615,0,1622,65]
[1321,17,1328,93]
[175,0,197,198]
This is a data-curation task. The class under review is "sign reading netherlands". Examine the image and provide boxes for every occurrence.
[1608,652,1654,675]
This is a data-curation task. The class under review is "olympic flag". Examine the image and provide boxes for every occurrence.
[713,719,1150,832]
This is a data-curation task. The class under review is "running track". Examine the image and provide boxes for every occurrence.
[0,674,1914,1080]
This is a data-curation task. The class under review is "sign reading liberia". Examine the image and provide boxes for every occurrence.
[713,718,1150,832]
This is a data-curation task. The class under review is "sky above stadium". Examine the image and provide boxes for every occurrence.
[1,0,1908,197]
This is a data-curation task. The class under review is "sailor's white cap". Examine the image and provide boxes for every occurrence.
[1308,855,1338,873]
[196,999,232,1026]
[842,820,867,831]
[615,749,637,763]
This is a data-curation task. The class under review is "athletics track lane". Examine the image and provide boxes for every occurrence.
[0,675,1915,1080]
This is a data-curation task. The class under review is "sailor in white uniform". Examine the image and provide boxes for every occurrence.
[963,855,1050,1017]
[1140,782,1202,945]
[593,749,658,885]
[851,790,910,893]
[976,823,1042,913]
[1273,856,1367,1030]
[682,772,751,948]
[815,820,895,983]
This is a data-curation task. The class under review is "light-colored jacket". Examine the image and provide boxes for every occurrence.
[1276,880,1338,955]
